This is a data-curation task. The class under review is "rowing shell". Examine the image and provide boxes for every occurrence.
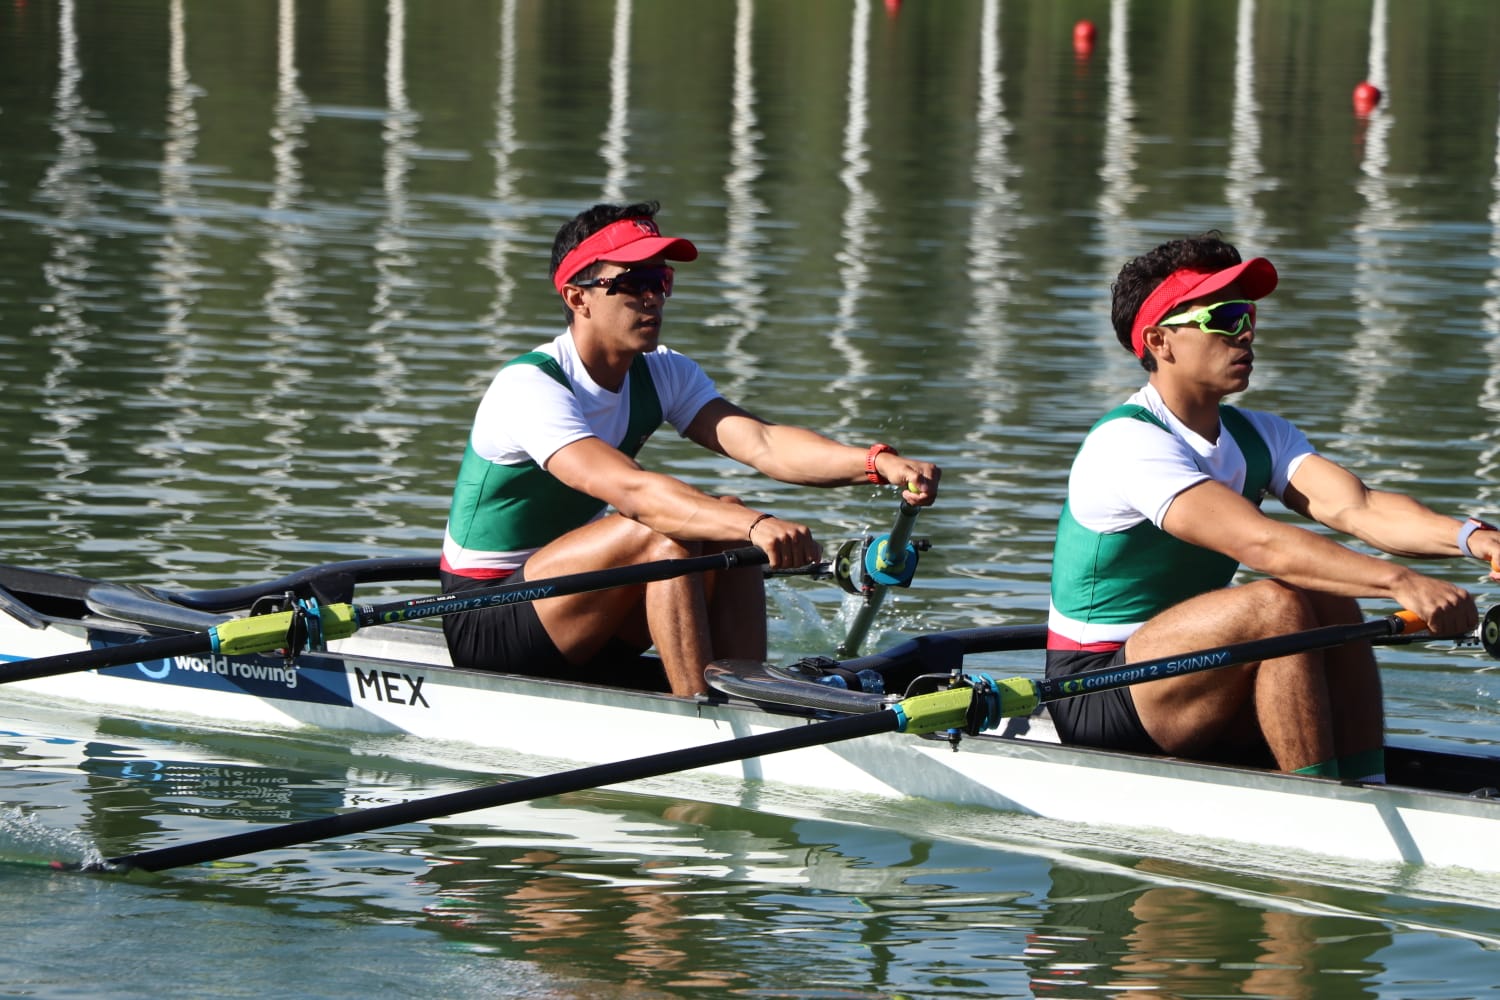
[2,558,1499,874]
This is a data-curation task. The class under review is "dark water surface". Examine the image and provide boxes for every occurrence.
[4,0,1500,996]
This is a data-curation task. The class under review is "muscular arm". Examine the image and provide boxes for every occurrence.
[544,434,823,568]
[1160,474,1477,633]
[1282,454,1478,558]
[543,398,939,569]
[682,398,939,502]
[545,435,762,541]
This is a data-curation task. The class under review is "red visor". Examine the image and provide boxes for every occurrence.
[1129,257,1278,358]
[553,218,698,293]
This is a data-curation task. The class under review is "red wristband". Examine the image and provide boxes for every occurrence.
[866,443,898,485]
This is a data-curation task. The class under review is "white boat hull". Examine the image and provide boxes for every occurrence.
[3,561,1500,874]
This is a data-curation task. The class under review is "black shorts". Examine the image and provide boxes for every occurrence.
[440,567,668,691]
[1044,646,1162,754]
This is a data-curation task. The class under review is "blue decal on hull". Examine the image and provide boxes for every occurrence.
[87,630,353,707]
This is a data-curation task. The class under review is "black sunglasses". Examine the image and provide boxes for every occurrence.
[571,265,675,299]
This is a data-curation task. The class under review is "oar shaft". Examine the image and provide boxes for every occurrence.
[357,546,769,626]
[2,547,771,684]
[106,707,903,872]
[0,631,213,685]
[1034,612,1420,706]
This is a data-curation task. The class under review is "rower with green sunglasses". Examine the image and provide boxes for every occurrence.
[1045,231,1500,779]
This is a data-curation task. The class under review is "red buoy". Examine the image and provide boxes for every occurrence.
[1073,20,1097,56]
[1353,81,1381,116]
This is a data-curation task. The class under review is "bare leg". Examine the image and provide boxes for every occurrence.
[642,568,716,696]
[645,533,770,691]
[522,513,767,697]
[703,495,767,662]
[1127,579,1337,771]
[707,549,767,662]
[1304,590,1383,759]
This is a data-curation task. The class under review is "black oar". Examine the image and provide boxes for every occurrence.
[725,609,1469,723]
[1,547,770,686]
[81,683,980,873]
[964,609,1448,725]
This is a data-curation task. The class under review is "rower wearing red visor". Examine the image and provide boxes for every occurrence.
[439,201,941,697]
[1044,231,1499,778]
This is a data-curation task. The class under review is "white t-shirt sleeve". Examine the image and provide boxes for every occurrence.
[647,348,724,433]
[1067,418,1210,532]
[1240,409,1317,498]
[1068,408,1320,533]
[471,364,594,469]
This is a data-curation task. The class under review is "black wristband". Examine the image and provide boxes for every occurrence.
[747,513,775,542]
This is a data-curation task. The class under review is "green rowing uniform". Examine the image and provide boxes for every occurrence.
[1047,385,1313,651]
[443,352,659,572]
[440,332,721,579]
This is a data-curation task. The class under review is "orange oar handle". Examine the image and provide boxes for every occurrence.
[1392,609,1427,634]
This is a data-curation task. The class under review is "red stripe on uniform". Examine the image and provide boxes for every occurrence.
[438,556,515,581]
[1045,630,1124,653]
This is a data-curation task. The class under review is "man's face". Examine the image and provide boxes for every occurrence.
[1155,283,1257,391]
[570,257,673,349]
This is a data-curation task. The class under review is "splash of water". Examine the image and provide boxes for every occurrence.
[0,805,106,871]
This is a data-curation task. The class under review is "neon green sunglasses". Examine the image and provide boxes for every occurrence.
[1158,299,1256,337]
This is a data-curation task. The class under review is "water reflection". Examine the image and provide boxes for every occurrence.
[1479,79,1500,511]
[1028,863,1389,999]
[415,795,1046,993]
[1227,0,1269,249]
[10,699,1500,997]
[479,0,524,359]
[709,0,770,396]
[154,0,205,362]
[140,0,212,575]
[963,0,1020,431]
[341,0,421,548]
[263,0,314,343]
[1336,0,1400,475]
[32,0,100,541]
[1088,0,1144,403]
[1095,0,1141,258]
[827,0,875,419]
[601,0,635,201]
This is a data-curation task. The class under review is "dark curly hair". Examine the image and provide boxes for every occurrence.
[1110,231,1243,371]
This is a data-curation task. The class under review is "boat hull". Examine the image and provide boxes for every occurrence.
[4,561,1500,874]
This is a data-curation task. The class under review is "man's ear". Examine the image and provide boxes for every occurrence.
[561,285,590,317]
[1142,325,1171,363]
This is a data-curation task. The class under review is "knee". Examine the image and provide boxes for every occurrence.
[1309,592,1362,626]
[1242,579,1318,632]
[636,526,702,560]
